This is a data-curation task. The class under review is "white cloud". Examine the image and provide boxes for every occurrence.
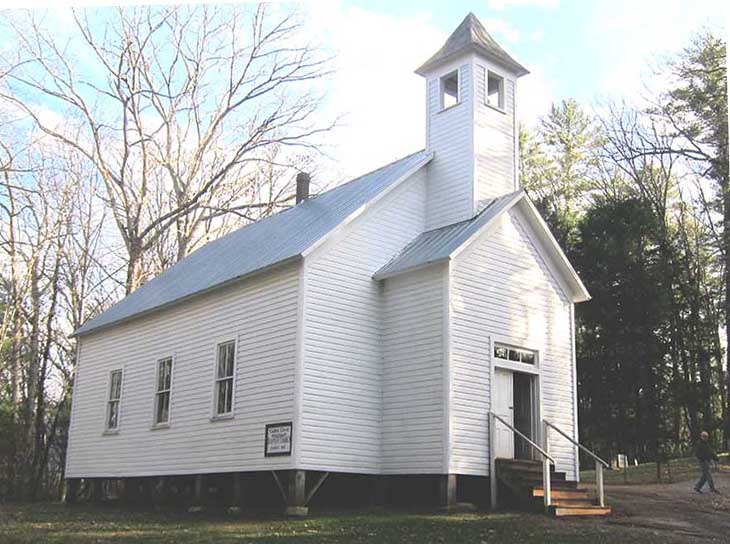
[307,0,553,180]
[303,2,551,182]
[487,0,560,11]
[304,1,444,182]
[517,68,554,126]
[527,27,545,42]
[5,1,555,187]
[481,17,522,43]
[590,0,727,105]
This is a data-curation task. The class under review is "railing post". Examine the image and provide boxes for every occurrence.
[542,458,551,511]
[489,412,497,510]
[596,460,604,507]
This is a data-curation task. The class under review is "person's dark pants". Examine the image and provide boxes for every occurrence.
[695,460,716,491]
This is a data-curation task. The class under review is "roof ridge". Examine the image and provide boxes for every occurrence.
[417,190,522,235]
[73,150,431,337]
[415,13,528,77]
[161,150,428,260]
[315,149,426,197]
[373,190,525,281]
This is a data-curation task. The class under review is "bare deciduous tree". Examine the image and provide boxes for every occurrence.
[1,4,333,292]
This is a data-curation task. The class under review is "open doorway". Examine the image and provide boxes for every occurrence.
[513,372,534,459]
[493,367,538,459]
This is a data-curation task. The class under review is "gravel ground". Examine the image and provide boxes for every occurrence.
[602,465,730,542]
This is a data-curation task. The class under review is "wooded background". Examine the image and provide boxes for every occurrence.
[0,4,727,500]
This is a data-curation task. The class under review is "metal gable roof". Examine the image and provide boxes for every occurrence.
[373,190,590,303]
[373,191,523,280]
[74,150,431,337]
[415,13,529,77]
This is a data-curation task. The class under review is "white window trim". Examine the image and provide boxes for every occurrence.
[488,336,545,453]
[210,336,238,421]
[486,69,506,113]
[103,367,124,435]
[490,336,541,377]
[493,341,539,372]
[439,69,461,111]
[151,354,175,429]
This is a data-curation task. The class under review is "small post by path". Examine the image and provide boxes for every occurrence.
[667,459,672,483]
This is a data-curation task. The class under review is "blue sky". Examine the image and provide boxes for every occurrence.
[2,0,727,181]
[343,0,726,104]
[301,0,727,179]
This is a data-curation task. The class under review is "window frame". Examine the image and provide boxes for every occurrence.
[152,355,175,428]
[486,70,505,112]
[104,368,124,434]
[211,337,238,420]
[439,69,460,111]
[492,341,539,369]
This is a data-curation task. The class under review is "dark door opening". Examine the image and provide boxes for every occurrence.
[513,372,534,459]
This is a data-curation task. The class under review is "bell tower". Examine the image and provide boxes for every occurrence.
[416,13,528,230]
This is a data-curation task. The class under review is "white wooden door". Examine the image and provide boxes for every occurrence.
[493,368,514,459]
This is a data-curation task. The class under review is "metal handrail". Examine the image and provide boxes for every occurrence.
[489,412,555,512]
[492,413,556,464]
[543,419,609,508]
[543,420,610,468]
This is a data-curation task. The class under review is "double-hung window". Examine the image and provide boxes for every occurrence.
[106,369,123,431]
[154,357,173,425]
[214,341,236,416]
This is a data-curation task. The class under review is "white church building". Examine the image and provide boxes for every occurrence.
[65,13,610,516]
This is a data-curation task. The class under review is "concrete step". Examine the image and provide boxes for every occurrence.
[549,505,612,517]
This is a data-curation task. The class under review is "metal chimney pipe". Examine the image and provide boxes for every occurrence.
[296,172,310,204]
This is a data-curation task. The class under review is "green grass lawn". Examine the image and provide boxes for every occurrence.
[0,502,683,544]
[580,454,730,486]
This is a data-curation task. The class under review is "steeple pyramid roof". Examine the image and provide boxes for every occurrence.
[416,12,528,77]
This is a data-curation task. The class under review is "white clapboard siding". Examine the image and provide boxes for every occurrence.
[449,207,577,479]
[300,169,428,473]
[473,60,517,209]
[382,265,445,473]
[426,62,474,230]
[65,263,300,478]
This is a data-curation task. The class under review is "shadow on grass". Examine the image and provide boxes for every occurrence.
[0,502,672,544]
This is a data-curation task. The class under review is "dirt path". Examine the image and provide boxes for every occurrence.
[600,468,730,542]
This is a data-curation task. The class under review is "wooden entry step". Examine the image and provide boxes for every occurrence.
[496,459,611,517]
[549,505,613,517]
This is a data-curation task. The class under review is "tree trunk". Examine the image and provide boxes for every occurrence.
[30,249,63,499]
[21,259,42,500]
[125,238,143,294]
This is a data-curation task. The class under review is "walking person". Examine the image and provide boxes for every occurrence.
[694,431,720,494]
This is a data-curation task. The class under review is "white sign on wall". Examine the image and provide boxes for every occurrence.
[265,422,293,457]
